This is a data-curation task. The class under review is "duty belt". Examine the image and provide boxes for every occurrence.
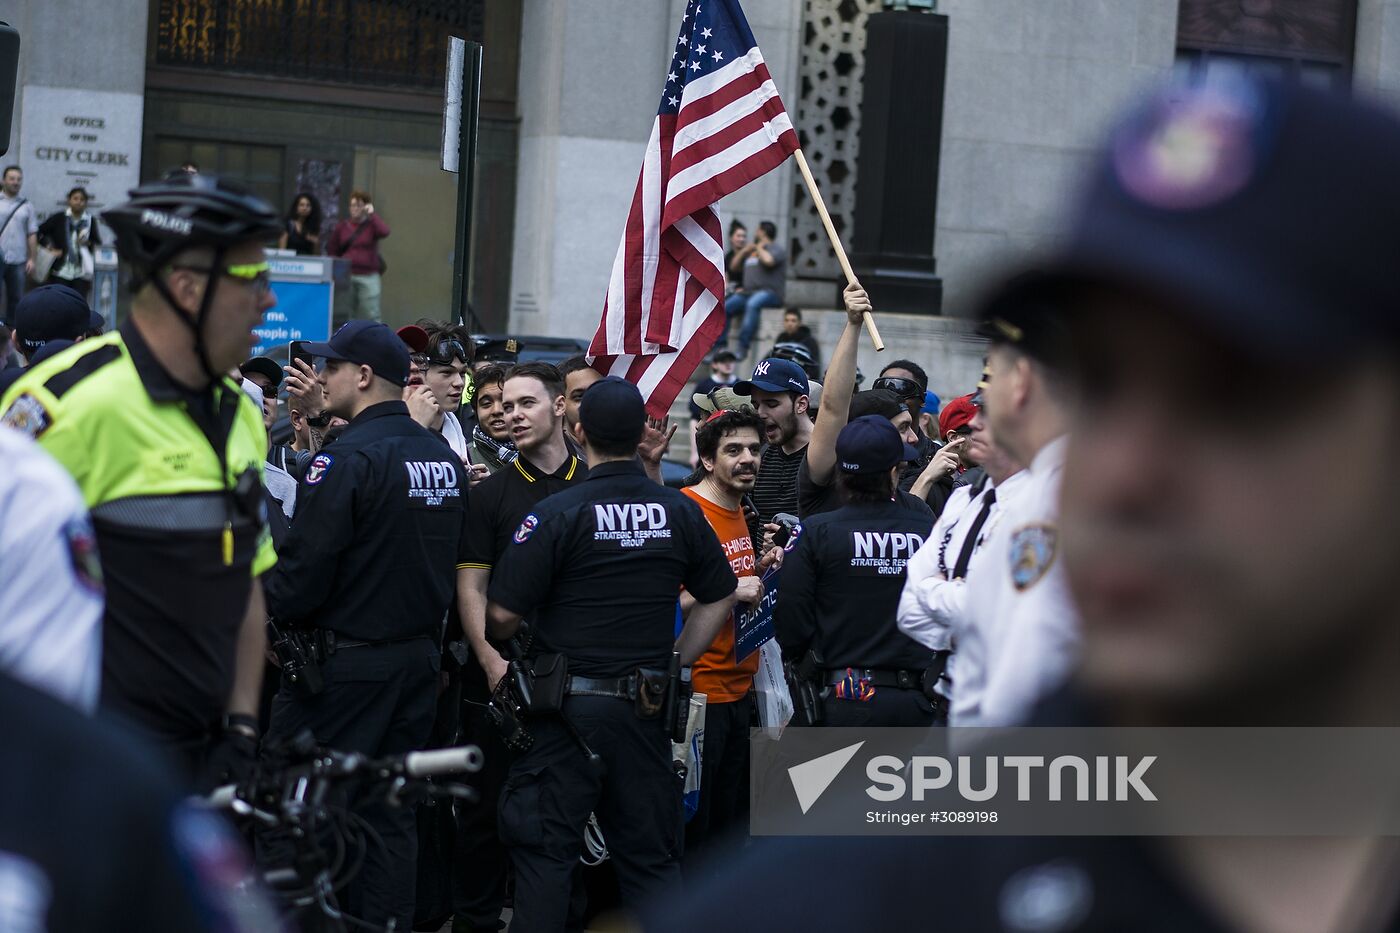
[319,631,431,656]
[824,668,922,690]
[565,674,638,701]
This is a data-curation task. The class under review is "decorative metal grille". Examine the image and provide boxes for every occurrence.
[789,0,881,280]
[153,0,485,88]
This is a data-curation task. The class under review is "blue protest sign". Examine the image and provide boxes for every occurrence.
[736,565,781,662]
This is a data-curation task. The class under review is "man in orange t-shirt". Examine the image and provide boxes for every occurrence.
[680,407,776,860]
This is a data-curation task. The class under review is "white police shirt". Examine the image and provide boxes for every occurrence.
[969,436,1080,727]
[917,471,1031,717]
[0,427,103,710]
[898,470,1029,693]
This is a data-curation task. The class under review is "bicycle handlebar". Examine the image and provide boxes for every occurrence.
[404,745,485,777]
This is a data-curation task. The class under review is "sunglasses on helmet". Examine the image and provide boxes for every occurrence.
[872,376,922,401]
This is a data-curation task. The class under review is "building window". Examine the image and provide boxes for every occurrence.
[1176,0,1358,88]
[153,0,485,89]
[153,137,285,208]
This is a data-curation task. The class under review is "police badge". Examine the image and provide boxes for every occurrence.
[0,393,51,439]
[1009,523,1058,591]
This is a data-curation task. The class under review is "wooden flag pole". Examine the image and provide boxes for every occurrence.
[793,147,884,351]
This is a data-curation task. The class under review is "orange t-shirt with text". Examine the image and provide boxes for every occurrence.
[682,487,760,703]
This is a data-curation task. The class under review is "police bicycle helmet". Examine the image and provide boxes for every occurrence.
[771,341,819,380]
[103,174,280,381]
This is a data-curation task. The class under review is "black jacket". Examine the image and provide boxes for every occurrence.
[266,401,469,641]
[776,499,936,672]
[36,211,101,277]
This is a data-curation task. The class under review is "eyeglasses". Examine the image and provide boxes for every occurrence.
[171,260,272,296]
[872,376,922,401]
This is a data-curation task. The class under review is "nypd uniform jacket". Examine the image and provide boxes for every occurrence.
[960,437,1079,726]
[897,470,1029,659]
[265,400,468,641]
[0,320,275,744]
[0,426,103,711]
[489,460,736,675]
[776,500,935,674]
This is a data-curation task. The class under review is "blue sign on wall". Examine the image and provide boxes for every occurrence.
[252,279,333,358]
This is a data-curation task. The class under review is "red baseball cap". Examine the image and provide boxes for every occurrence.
[938,394,978,437]
[396,325,429,353]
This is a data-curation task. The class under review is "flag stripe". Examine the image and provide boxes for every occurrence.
[590,0,799,417]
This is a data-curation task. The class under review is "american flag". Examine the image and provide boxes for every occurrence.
[588,0,799,417]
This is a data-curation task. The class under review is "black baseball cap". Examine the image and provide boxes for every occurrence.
[711,349,738,363]
[303,320,410,387]
[15,284,90,356]
[735,357,809,396]
[977,75,1400,359]
[835,415,919,474]
[578,376,646,447]
[238,356,284,390]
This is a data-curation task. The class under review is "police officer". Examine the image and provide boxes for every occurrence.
[453,360,587,932]
[776,415,941,727]
[485,377,738,932]
[0,426,102,711]
[0,174,279,781]
[967,286,1078,727]
[263,319,469,929]
[657,76,1400,932]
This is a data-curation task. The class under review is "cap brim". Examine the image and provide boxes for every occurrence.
[734,379,793,395]
[301,340,348,361]
[691,392,716,413]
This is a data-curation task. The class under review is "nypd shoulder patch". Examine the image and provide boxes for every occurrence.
[305,453,334,486]
[513,512,540,544]
[63,516,104,595]
[1009,523,1058,591]
[0,392,52,439]
[783,523,804,553]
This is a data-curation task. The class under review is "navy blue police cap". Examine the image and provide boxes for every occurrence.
[977,75,1400,358]
[734,357,809,396]
[15,284,90,356]
[835,415,919,474]
[303,320,410,387]
[578,376,646,447]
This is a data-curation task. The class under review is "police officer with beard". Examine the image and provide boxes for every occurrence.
[486,377,737,932]
[263,320,469,929]
[776,416,941,726]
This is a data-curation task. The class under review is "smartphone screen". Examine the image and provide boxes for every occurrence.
[289,340,315,370]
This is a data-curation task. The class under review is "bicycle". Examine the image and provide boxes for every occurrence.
[204,730,483,932]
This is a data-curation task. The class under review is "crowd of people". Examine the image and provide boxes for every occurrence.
[2,72,1400,933]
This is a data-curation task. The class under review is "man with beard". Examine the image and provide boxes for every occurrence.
[468,363,516,474]
[896,396,1027,714]
[680,407,772,860]
[453,360,587,933]
[733,355,811,549]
